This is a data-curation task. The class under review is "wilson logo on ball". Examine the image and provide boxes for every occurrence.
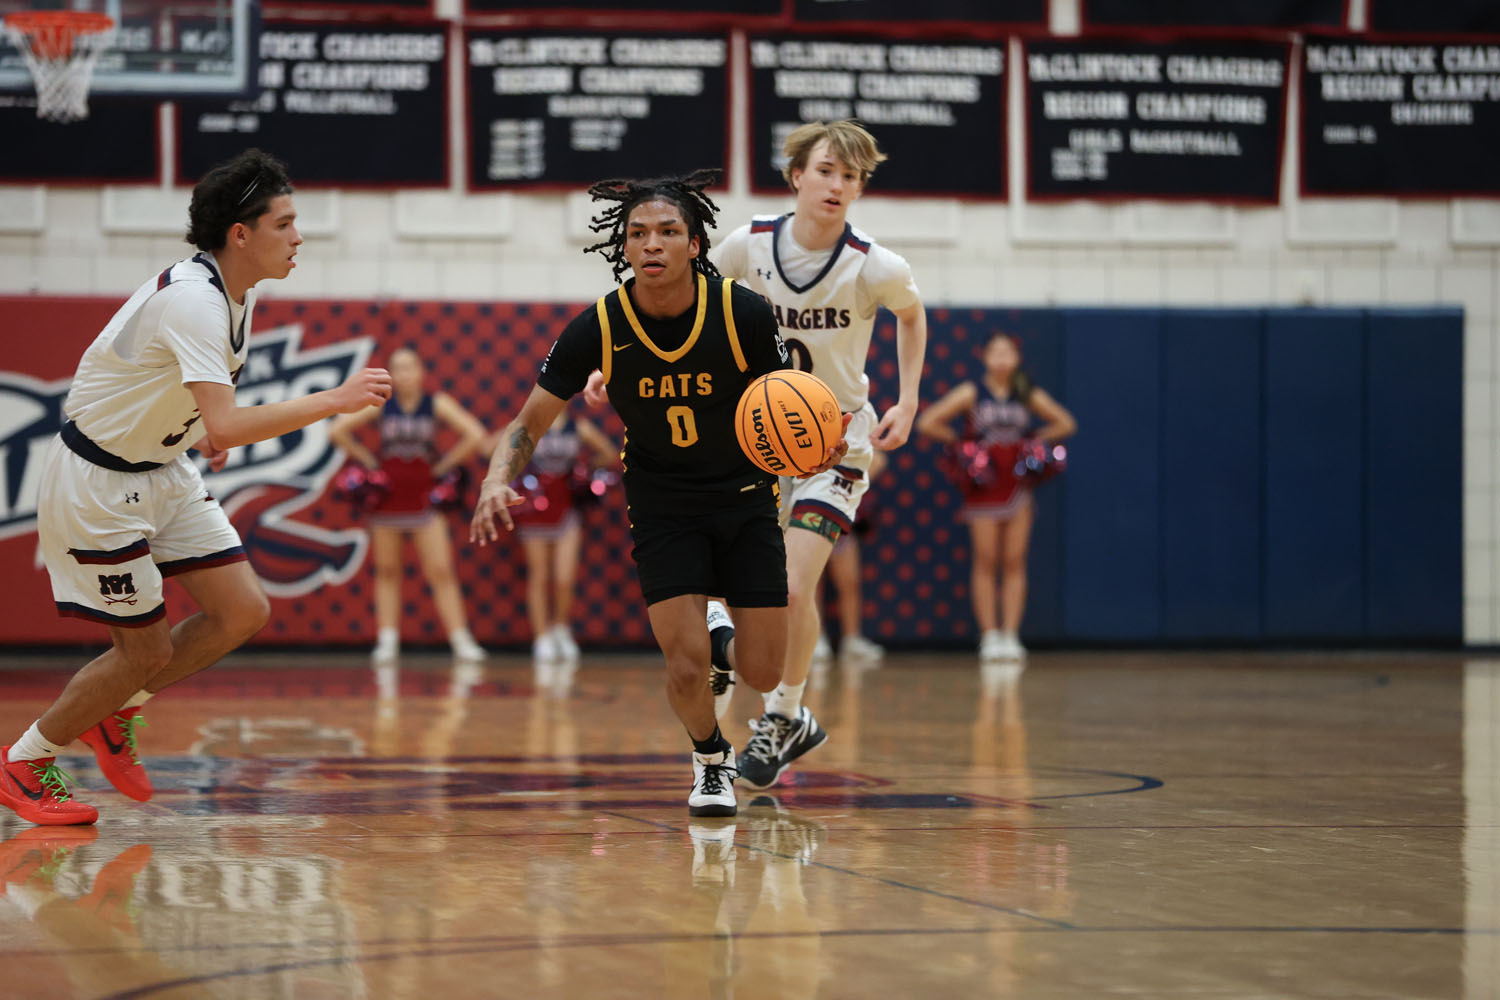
[735,370,844,477]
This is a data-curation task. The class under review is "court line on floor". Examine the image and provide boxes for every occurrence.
[91,922,1500,998]
[597,809,1077,929]
[14,920,1500,965]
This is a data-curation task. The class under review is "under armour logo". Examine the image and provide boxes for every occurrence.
[756,268,773,280]
[124,492,140,504]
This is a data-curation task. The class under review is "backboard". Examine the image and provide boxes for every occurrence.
[0,0,256,96]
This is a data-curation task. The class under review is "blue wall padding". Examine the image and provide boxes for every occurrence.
[1160,311,1265,639]
[1262,310,1367,639]
[867,305,1461,645]
[1059,310,1164,639]
[1363,310,1463,640]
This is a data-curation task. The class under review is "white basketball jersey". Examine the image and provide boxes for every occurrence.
[64,253,251,465]
[720,214,918,413]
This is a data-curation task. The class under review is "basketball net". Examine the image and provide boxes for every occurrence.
[3,11,115,123]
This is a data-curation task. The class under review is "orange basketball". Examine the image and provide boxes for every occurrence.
[735,369,844,477]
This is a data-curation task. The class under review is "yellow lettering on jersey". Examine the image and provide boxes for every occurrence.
[638,373,715,399]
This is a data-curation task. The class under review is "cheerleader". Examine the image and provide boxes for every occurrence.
[330,347,489,662]
[503,409,618,663]
[916,334,1076,662]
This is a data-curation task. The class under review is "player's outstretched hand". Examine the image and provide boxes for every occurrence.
[871,400,916,451]
[332,368,393,413]
[470,477,524,545]
[800,412,854,478]
[192,436,231,473]
[583,369,609,409]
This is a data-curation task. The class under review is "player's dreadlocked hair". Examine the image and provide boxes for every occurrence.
[583,169,723,283]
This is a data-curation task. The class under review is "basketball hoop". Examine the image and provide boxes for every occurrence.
[3,10,115,123]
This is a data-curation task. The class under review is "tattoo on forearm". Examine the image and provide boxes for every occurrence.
[502,425,535,482]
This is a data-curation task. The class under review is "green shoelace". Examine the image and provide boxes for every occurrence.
[27,761,81,803]
[115,712,147,764]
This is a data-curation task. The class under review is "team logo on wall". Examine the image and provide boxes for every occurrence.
[0,325,375,598]
[0,369,69,541]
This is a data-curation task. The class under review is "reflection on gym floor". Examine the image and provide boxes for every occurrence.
[0,650,1490,998]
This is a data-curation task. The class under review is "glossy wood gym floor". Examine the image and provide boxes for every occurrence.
[0,650,1495,999]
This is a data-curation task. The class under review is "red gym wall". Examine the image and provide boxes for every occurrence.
[0,296,651,648]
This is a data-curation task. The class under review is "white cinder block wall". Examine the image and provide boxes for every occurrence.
[0,0,1496,642]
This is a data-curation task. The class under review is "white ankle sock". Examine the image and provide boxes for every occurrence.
[449,627,474,644]
[376,627,399,646]
[10,721,67,762]
[764,681,806,719]
[123,689,153,710]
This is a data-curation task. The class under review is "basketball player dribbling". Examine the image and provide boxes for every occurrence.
[0,149,393,826]
[707,120,929,790]
[471,169,849,817]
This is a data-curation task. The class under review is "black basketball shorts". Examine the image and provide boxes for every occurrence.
[628,491,787,608]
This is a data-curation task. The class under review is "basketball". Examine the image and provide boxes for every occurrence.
[735,369,844,476]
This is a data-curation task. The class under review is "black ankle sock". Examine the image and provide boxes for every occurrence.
[692,725,731,756]
[709,623,733,670]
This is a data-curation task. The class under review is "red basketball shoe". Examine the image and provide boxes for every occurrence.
[0,825,98,890]
[0,747,98,826]
[79,843,153,932]
[78,708,153,802]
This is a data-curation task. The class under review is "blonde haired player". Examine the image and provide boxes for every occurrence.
[707,119,928,789]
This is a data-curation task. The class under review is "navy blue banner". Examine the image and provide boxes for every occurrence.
[178,21,448,186]
[466,29,730,190]
[1368,0,1500,33]
[1301,38,1500,195]
[1083,0,1344,29]
[747,34,1006,196]
[793,0,1044,24]
[466,0,780,12]
[1025,38,1289,201]
[0,98,159,183]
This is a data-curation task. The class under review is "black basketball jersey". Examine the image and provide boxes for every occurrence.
[537,272,790,505]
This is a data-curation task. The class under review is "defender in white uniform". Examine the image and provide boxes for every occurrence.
[0,150,392,827]
[708,121,929,789]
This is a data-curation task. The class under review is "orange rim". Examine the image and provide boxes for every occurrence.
[3,11,114,60]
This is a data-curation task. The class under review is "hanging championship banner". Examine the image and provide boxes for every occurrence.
[268,0,433,14]
[1367,0,1500,33]
[1301,38,1500,196]
[0,99,159,183]
[747,34,1006,196]
[1024,38,1289,202]
[1082,0,1344,30]
[465,1,780,14]
[791,0,1045,26]
[178,21,448,186]
[465,29,729,191]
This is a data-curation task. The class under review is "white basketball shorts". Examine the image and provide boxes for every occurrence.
[36,436,246,628]
[781,402,877,541]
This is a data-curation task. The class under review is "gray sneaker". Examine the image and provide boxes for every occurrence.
[775,706,827,775]
[737,711,795,789]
